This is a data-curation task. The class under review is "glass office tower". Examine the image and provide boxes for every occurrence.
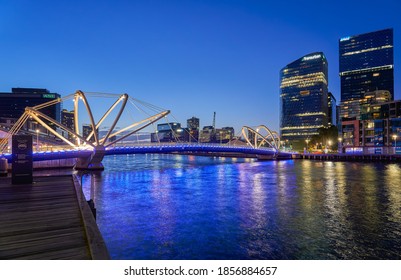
[340,28,394,102]
[280,52,329,146]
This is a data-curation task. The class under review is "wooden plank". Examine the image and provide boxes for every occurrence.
[0,231,88,259]
[0,217,83,238]
[0,206,80,222]
[13,246,92,260]
[0,201,77,213]
[0,227,87,248]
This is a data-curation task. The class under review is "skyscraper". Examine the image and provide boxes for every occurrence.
[280,52,329,147]
[339,28,394,103]
[338,29,396,151]
[61,109,75,141]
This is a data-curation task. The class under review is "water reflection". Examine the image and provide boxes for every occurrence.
[81,155,401,259]
[385,164,401,224]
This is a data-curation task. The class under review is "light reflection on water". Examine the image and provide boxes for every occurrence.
[81,154,401,259]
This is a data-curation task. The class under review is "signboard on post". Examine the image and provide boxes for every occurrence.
[12,135,33,184]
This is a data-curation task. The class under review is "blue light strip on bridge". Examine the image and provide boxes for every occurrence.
[2,143,291,163]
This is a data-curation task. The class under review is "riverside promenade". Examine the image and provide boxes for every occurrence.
[0,175,109,260]
[297,152,401,162]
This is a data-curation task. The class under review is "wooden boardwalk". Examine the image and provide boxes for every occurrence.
[0,175,109,260]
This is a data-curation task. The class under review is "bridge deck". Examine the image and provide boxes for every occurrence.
[0,175,109,260]
[1,143,279,162]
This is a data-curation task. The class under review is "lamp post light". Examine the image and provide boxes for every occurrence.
[305,139,310,151]
[36,129,39,152]
[338,137,343,153]
[328,140,332,151]
[393,134,398,154]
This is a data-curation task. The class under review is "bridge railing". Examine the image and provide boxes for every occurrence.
[1,141,282,160]
[106,142,277,153]
[32,142,279,153]
[109,141,271,148]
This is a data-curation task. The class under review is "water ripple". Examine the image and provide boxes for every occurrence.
[81,155,401,259]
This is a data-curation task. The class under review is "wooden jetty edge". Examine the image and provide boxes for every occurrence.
[0,175,109,260]
[71,174,110,260]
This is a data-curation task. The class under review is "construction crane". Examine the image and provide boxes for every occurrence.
[212,111,216,132]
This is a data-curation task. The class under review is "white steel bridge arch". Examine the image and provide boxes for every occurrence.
[241,125,281,157]
[0,90,170,169]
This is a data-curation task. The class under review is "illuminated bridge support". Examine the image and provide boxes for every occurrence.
[75,146,106,170]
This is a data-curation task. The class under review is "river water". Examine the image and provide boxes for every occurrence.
[81,154,401,259]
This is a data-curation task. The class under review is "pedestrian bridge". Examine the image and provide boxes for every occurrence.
[0,90,291,169]
[1,142,292,164]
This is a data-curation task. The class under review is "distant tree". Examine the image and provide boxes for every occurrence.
[309,125,338,150]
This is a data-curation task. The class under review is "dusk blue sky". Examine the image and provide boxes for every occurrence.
[1,0,400,134]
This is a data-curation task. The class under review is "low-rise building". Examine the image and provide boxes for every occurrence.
[339,90,401,154]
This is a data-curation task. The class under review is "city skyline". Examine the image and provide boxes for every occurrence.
[1,0,400,134]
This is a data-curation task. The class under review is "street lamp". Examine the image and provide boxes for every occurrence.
[338,137,343,153]
[328,140,332,151]
[393,134,398,154]
[305,139,310,151]
[36,129,39,152]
